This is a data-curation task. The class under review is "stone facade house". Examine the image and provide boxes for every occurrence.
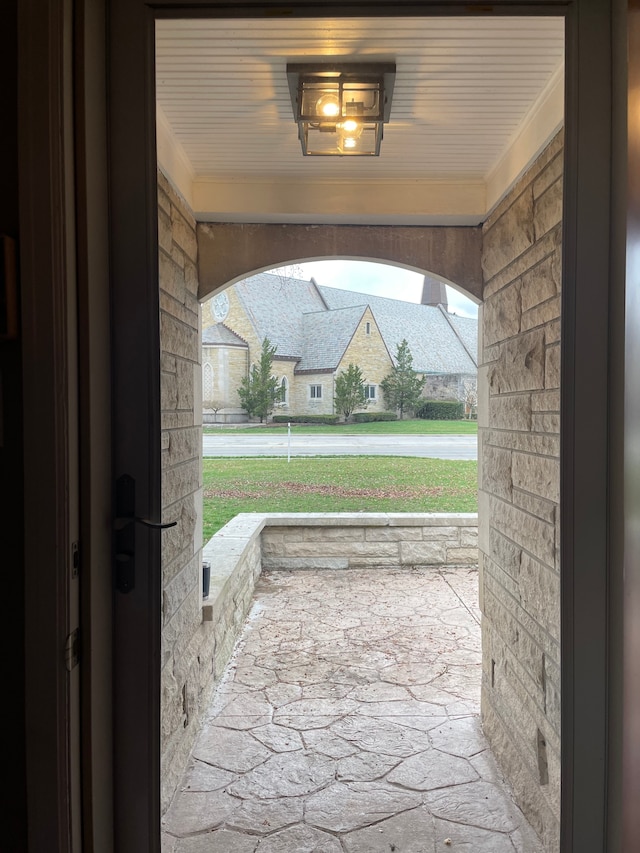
[202,272,477,421]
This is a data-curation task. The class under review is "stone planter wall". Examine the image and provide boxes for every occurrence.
[259,513,478,571]
[478,131,562,851]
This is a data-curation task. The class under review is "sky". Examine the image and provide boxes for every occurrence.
[269,260,479,318]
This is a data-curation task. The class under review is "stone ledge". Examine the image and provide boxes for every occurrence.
[257,511,478,528]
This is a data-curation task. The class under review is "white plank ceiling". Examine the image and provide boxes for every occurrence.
[155,16,564,223]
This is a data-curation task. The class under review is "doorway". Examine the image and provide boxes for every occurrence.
[107,3,616,852]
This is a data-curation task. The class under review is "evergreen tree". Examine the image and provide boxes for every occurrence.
[238,338,281,423]
[334,364,368,422]
[380,339,426,420]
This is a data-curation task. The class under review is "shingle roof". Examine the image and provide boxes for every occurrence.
[202,324,247,347]
[441,311,478,368]
[317,286,477,374]
[226,272,477,375]
[297,306,367,371]
[233,273,327,357]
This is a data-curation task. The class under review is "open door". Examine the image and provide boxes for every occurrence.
[107,2,620,852]
[109,3,162,850]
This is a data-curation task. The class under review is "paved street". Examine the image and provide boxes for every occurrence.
[162,567,542,852]
[203,433,477,460]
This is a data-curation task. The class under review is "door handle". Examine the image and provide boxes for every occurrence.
[114,474,177,593]
[114,516,178,531]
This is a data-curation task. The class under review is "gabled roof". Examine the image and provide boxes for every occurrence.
[317,286,477,375]
[202,324,248,347]
[219,272,477,375]
[296,306,368,372]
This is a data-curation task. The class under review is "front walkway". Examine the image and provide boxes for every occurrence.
[162,567,543,852]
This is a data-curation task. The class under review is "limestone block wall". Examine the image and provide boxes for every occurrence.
[158,170,210,810]
[261,513,478,571]
[478,132,562,851]
[202,343,247,417]
[200,515,263,713]
[291,371,335,416]
[271,358,297,417]
[423,372,476,404]
[336,307,393,412]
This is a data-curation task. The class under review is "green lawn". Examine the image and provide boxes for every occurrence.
[203,418,477,436]
[203,456,478,541]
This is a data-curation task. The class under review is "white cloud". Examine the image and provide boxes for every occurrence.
[279,260,479,318]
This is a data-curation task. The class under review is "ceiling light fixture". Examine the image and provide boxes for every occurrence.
[286,63,396,156]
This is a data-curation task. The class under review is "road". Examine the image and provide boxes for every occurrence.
[202,433,477,460]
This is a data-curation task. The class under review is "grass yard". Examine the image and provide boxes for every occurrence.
[203,418,477,436]
[203,456,478,541]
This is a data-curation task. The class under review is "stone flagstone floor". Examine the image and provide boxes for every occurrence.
[162,567,544,853]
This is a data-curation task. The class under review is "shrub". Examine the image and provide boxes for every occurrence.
[272,415,340,425]
[352,411,398,423]
[416,400,464,420]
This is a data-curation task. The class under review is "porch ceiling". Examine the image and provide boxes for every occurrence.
[155,16,564,226]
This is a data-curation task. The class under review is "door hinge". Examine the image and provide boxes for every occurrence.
[65,628,81,672]
[71,540,80,579]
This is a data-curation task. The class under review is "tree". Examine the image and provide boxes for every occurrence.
[238,338,281,423]
[459,378,478,419]
[271,264,305,291]
[380,339,426,420]
[334,364,368,422]
[203,398,225,423]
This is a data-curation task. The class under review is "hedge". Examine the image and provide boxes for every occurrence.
[416,400,464,420]
[352,411,398,423]
[272,415,340,425]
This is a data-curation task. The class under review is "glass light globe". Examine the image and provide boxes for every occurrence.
[316,94,340,118]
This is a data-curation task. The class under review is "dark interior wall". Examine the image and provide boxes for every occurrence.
[0,0,27,849]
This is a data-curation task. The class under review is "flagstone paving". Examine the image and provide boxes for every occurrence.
[162,567,543,853]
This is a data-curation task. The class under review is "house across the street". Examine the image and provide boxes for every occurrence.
[202,271,478,421]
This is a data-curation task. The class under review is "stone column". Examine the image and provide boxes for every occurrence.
[478,132,563,852]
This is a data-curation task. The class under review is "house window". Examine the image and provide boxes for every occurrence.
[279,376,288,405]
[364,384,376,400]
[309,384,322,399]
[365,321,371,335]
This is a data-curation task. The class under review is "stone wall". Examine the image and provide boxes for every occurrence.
[261,513,477,571]
[291,371,335,416]
[336,307,393,413]
[423,372,476,404]
[478,132,562,851]
[158,170,209,810]
[202,343,248,419]
[269,357,298,419]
